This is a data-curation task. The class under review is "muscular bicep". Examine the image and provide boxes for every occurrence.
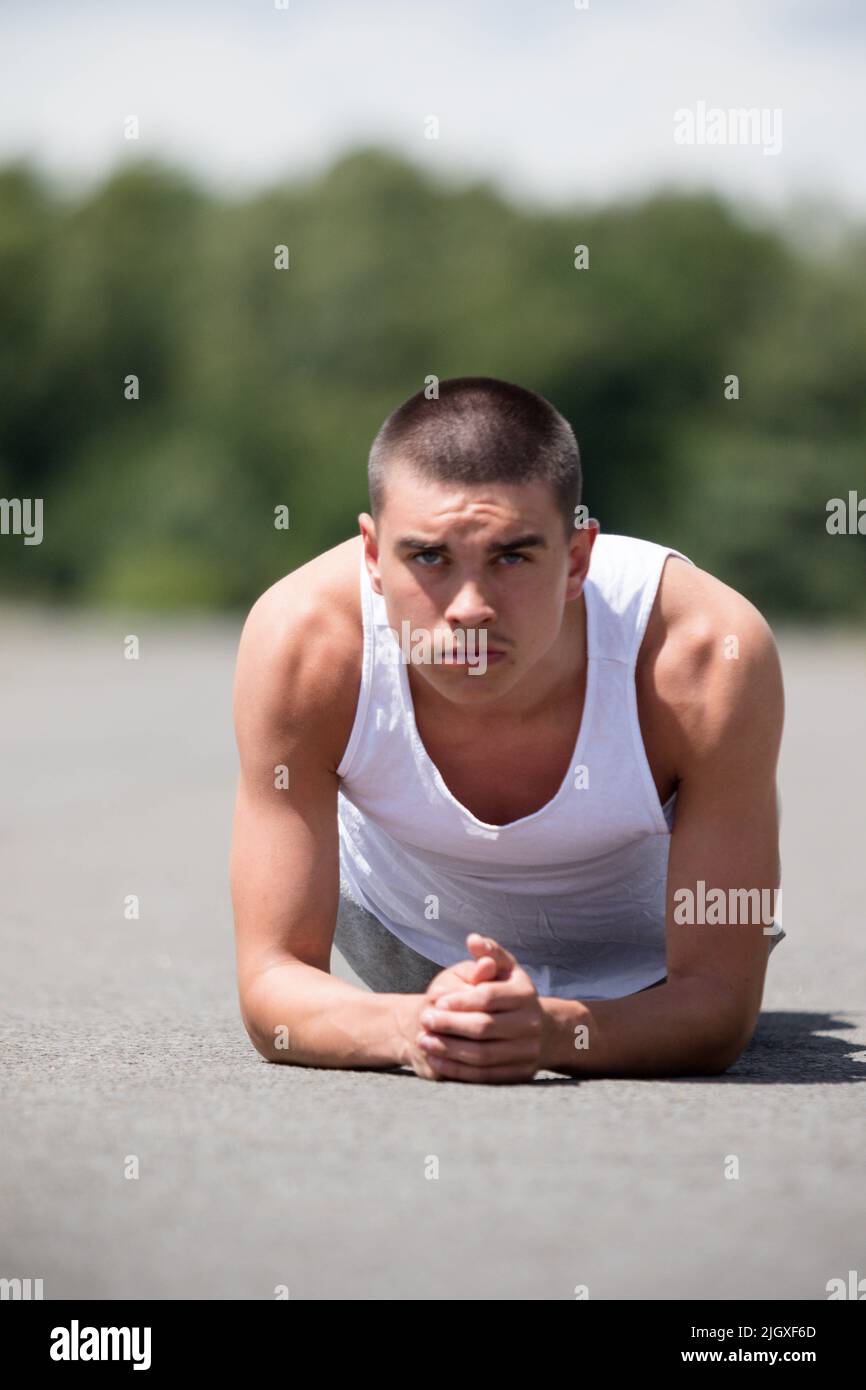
[229,592,347,1004]
[230,754,340,995]
[663,606,784,1034]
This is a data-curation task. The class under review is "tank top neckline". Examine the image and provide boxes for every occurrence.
[385,579,600,835]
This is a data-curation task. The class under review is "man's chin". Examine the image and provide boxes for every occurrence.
[413,658,516,700]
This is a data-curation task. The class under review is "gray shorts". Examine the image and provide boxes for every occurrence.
[332,875,786,996]
[333,876,442,994]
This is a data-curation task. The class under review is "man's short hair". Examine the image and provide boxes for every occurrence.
[367,376,582,537]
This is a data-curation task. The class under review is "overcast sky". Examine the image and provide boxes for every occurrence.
[2,0,864,217]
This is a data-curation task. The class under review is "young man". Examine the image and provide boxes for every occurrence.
[230,377,785,1084]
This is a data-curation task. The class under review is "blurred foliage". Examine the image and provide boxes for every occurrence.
[0,149,864,618]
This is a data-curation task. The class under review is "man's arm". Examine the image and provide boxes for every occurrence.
[539,584,784,1078]
[230,568,411,1071]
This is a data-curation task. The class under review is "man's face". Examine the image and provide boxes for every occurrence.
[359,465,597,707]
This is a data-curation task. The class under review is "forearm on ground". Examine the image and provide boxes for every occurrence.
[539,976,749,1078]
[242,959,414,1071]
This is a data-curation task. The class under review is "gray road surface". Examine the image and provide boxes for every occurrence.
[0,606,864,1300]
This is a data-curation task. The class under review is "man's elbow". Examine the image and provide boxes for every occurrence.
[238,967,297,1064]
[674,977,761,1075]
[240,996,280,1062]
[704,1010,760,1075]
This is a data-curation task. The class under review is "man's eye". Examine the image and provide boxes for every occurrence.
[410,550,527,566]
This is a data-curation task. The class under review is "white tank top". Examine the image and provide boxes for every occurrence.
[337,532,693,1000]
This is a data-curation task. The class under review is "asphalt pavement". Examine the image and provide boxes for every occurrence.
[1,606,863,1299]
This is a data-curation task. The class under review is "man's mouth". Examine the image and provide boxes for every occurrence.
[439,649,507,665]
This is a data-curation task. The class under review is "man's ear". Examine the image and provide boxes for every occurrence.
[358,512,383,594]
[565,518,600,600]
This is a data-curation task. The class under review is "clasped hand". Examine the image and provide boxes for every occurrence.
[405,934,545,1083]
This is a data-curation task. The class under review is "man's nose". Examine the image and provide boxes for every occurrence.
[444,578,497,627]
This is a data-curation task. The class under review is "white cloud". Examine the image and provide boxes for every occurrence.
[1,0,863,215]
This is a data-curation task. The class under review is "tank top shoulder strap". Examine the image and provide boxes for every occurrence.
[585,533,694,667]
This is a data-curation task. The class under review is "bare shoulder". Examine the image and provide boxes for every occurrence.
[641,554,784,771]
[233,535,364,774]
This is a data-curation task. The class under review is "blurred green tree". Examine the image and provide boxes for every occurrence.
[0,150,863,618]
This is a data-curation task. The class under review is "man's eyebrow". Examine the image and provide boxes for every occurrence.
[486,534,547,553]
[395,533,548,552]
